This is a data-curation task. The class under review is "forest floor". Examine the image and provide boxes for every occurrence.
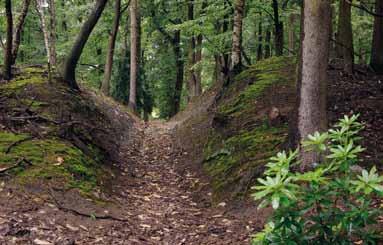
[0,118,263,244]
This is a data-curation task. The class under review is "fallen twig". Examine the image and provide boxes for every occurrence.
[5,136,35,154]
[0,158,32,174]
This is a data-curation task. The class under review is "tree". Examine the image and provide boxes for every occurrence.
[272,0,284,56]
[35,0,52,71]
[230,0,245,74]
[371,0,383,73]
[186,0,202,100]
[101,0,122,95]
[129,0,140,111]
[297,0,331,170]
[62,0,108,90]
[171,29,184,116]
[337,0,354,74]
[3,0,13,80]
[48,0,57,67]
[11,0,32,65]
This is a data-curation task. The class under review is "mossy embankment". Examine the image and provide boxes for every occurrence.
[0,66,140,197]
[173,57,296,200]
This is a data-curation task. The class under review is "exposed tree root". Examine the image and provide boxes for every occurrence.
[48,188,130,223]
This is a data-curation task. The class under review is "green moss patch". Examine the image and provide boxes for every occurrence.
[202,57,296,199]
[0,130,103,193]
[204,124,287,197]
[219,57,295,117]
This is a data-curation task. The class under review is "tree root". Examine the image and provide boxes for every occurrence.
[48,188,130,223]
[5,136,35,154]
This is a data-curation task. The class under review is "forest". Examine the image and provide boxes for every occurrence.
[0,0,383,244]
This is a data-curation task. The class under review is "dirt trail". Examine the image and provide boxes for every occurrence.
[0,120,260,244]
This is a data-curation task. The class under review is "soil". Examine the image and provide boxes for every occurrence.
[0,119,264,245]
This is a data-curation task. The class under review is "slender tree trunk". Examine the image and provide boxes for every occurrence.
[48,0,57,67]
[371,0,383,73]
[264,28,271,58]
[35,0,51,66]
[230,0,245,74]
[337,0,354,74]
[272,0,284,56]
[11,0,31,65]
[256,18,263,61]
[297,0,331,171]
[128,0,140,111]
[171,30,184,116]
[62,0,108,90]
[187,0,199,100]
[3,0,13,80]
[101,0,121,95]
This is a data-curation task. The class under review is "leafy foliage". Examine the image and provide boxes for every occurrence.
[252,115,383,244]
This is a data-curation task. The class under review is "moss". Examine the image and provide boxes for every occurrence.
[204,124,287,197]
[203,57,296,199]
[0,77,45,91]
[219,57,295,117]
[0,131,103,193]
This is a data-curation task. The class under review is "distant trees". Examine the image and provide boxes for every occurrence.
[62,0,108,90]
[297,0,331,170]
[3,0,13,80]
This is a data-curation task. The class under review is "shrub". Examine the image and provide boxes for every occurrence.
[252,115,382,244]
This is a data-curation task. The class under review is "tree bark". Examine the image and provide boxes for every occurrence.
[48,0,57,67]
[62,0,108,90]
[171,30,184,116]
[297,0,331,171]
[371,0,383,73]
[230,0,245,74]
[11,0,31,65]
[272,0,284,56]
[128,0,140,111]
[186,0,199,100]
[337,0,354,74]
[101,0,121,95]
[35,0,52,66]
[3,0,13,80]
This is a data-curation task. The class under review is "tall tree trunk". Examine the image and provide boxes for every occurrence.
[371,0,383,73]
[297,0,331,171]
[128,0,140,111]
[62,0,108,90]
[11,0,31,65]
[186,0,199,100]
[3,0,13,80]
[230,0,245,74]
[256,18,263,61]
[171,30,184,116]
[101,0,121,95]
[264,28,271,58]
[272,0,284,56]
[337,0,354,74]
[48,0,57,67]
